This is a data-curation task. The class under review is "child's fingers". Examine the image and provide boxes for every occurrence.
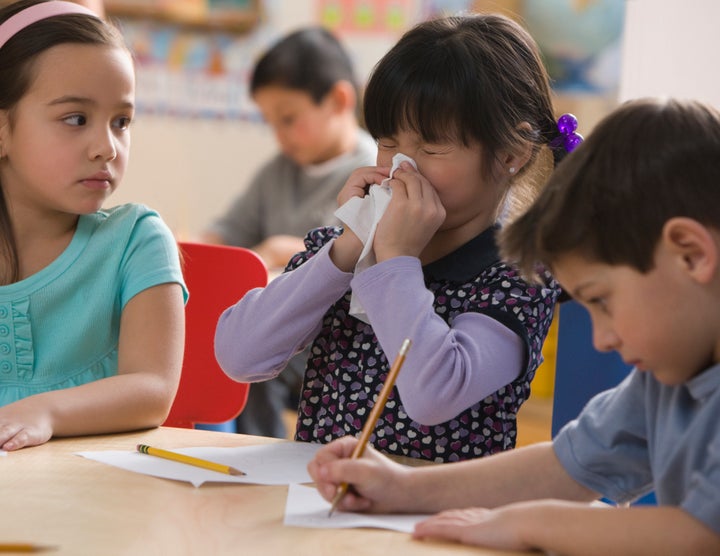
[413,507,516,549]
[307,437,361,489]
[308,440,365,494]
[314,436,361,464]
[413,509,483,540]
[391,163,440,203]
[413,517,462,542]
[0,423,27,451]
[329,489,374,513]
[337,166,391,206]
[312,459,380,512]
[382,168,446,233]
[317,456,371,487]
[413,516,447,540]
[310,458,356,502]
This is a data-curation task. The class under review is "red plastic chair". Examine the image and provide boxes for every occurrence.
[163,241,268,428]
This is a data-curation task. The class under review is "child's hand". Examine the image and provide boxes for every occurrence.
[336,166,390,207]
[413,507,519,548]
[331,166,390,272]
[374,161,446,261]
[307,436,412,514]
[0,399,53,450]
[413,502,539,551]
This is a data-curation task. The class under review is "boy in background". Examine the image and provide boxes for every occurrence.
[203,27,376,437]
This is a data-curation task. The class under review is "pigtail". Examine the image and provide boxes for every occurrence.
[546,113,584,167]
[545,121,568,168]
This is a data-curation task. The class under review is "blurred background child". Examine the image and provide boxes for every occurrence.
[203,25,376,438]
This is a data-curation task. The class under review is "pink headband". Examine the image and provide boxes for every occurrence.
[0,1,98,50]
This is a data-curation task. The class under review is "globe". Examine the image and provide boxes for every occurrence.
[524,0,625,92]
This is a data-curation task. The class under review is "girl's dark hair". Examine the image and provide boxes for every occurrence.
[363,14,560,222]
[250,26,359,104]
[500,98,720,278]
[0,0,125,284]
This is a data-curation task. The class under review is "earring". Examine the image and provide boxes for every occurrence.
[509,167,516,175]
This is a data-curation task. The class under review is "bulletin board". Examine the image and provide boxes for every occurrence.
[317,0,414,34]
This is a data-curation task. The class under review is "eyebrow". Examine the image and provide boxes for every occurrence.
[48,95,135,110]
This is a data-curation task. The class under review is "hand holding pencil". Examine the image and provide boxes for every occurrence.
[328,338,412,516]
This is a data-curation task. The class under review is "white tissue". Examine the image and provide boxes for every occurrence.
[335,153,417,323]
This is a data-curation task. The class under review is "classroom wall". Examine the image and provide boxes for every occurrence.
[619,0,720,108]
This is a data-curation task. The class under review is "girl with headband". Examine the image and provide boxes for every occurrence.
[0,1,187,450]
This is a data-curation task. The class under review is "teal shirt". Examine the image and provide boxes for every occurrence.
[0,204,187,405]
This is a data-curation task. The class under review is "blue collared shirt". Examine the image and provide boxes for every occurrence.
[554,363,720,534]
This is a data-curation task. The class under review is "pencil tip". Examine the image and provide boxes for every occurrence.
[328,490,343,517]
[229,467,246,476]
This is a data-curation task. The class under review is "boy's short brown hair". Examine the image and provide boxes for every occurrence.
[500,98,720,279]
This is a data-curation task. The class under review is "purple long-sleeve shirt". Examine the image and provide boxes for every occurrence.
[216,226,559,462]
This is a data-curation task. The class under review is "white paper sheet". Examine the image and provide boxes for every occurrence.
[77,442,321,487]
[283,483,430,533]
[0,449,6,457]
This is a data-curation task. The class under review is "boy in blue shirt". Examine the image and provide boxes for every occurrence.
[308,98,720,555]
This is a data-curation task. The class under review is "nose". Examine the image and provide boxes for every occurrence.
[89,125,117,161]
[591,319,620,353]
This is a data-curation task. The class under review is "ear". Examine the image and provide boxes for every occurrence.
[499,122,533,176]
[326,80,356,114]
[662,217,719,284]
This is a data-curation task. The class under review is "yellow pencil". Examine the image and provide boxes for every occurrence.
[328,338,412,516]
[136,444,245,476]
[0,544,56,553]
